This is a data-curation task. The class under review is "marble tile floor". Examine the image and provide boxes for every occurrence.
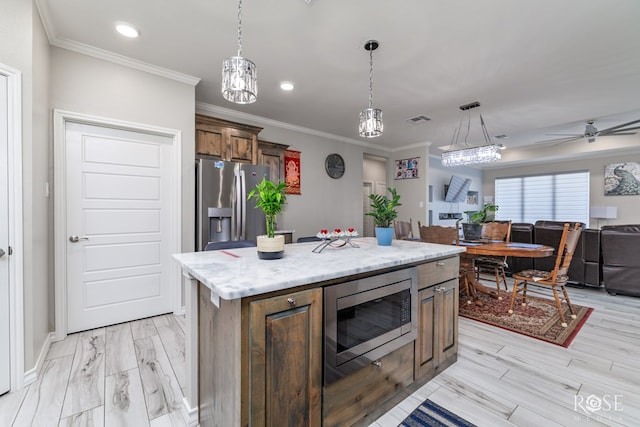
[1,284,639,427]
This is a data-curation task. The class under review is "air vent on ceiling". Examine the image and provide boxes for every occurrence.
[406,115,431,124]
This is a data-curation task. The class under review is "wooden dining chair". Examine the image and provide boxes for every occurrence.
[417,221,474,304]
[394,218,414,240]
[508,223,583,327]
[474,221,512,299]
[417,221,459,245]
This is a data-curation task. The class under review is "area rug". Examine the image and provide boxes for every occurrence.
[399,399,477,427]
[459,291,593,347]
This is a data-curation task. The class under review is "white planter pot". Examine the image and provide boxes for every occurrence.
[256,235,285,260]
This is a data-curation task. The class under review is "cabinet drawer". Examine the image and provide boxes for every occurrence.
[323,342,413,427]
[417,256,459,289]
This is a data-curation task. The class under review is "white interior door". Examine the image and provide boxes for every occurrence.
[0,73,10,394]
[65,122,173,333]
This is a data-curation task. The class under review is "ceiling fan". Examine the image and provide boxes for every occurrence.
[539,118,640,144]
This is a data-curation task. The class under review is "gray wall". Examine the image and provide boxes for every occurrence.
[482,150,640,227]
[389,145,430,236]
[0,0,51,372]
[197,106,392,240]
[50,47,196,253]
[428,155,484,227]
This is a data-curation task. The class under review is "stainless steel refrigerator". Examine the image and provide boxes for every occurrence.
[196,158,270,251]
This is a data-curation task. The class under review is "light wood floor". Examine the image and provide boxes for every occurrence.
[1,284,639,426]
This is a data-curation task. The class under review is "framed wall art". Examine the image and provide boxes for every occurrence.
[604,162,640,196]
[394,157,419,180]
[284,149,301,195]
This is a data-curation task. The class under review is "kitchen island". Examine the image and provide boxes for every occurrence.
[174,237,465,427]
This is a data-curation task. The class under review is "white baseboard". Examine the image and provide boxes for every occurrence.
[23,332,54,386]
[181,396,198,426]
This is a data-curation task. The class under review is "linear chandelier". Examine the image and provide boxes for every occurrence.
[359,40,383,138]
[221,0,257,104]
[441,101,501,167]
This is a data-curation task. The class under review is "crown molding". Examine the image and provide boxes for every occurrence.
[196,102,392,153]
[51,38,201,86]
[34,1,200,86]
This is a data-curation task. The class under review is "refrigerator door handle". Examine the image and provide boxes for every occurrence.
[239,170,247,240]
[233,169,240,240]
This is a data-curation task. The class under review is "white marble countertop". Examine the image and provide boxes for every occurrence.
[274,229,295,234]
[173,237,465,300]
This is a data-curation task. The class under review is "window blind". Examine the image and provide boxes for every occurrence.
[494,171,590,226]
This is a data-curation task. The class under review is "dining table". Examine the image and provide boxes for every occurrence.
[458,241,555,304]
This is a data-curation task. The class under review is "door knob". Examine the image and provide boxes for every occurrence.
[69,235,89,243]
[0,248,5,258]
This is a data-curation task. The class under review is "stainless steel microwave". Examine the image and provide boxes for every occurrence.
[323,267,417,384]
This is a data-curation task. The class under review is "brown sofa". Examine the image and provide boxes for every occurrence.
[600,225,640,297]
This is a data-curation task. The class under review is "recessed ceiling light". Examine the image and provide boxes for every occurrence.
[115,23,139,38]
[280,81,294,91]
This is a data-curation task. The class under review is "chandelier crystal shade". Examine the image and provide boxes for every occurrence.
[441,144,501,167]
[359,40,383,138]
[222,0,257,104]
[441,101,501,166]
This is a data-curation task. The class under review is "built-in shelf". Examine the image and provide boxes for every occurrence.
[439,212,462,220]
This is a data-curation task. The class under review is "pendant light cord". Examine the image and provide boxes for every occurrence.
[237,0,243,56]
[368,41,374,109]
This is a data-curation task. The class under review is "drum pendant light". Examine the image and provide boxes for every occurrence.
[359,40,383,138]
[222,0,257,104]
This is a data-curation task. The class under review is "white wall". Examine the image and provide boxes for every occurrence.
[482,150,640,227]
[428,155,484,226]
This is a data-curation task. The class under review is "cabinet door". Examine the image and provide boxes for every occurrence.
[249,288,322,427]
[415,278,458,379]
[415,286,436,378]
[435,278,458,365]
[259,149,284,183]
[196,128,224,157]
[228,128,256,163]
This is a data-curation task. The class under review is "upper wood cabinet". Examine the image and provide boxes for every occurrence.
[195,114,262,164]
[258,140,289,183]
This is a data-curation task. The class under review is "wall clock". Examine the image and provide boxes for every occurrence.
[325,153,345,179]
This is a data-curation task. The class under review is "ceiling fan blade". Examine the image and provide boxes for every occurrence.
[535,135,582,144]
[601,132,637,136]
[598,119,640,134]
[544,133,583,137]
[601,126,640,135]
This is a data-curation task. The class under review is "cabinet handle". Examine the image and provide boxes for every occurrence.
[435,286,446,294]
[372,360,382,368]
[287,298,296,306]
[436,262,445,267]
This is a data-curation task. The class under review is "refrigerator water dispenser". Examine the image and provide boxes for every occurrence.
[208,207,232,243]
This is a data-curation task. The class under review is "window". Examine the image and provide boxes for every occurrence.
[494,171,590,225]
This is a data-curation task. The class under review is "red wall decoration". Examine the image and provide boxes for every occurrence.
[284,149,301,195]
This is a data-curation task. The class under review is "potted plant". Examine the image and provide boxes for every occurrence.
[462,203,498,241]
[248,178,287,259]
[366,187,401,246]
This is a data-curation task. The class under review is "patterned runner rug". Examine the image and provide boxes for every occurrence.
[399,399,477,427]
[459,291,593,347]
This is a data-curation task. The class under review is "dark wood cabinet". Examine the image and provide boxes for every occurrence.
[248,288,322,427]
[258,140,289,183]
[196,114,262,164]
[415,257,459,379]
